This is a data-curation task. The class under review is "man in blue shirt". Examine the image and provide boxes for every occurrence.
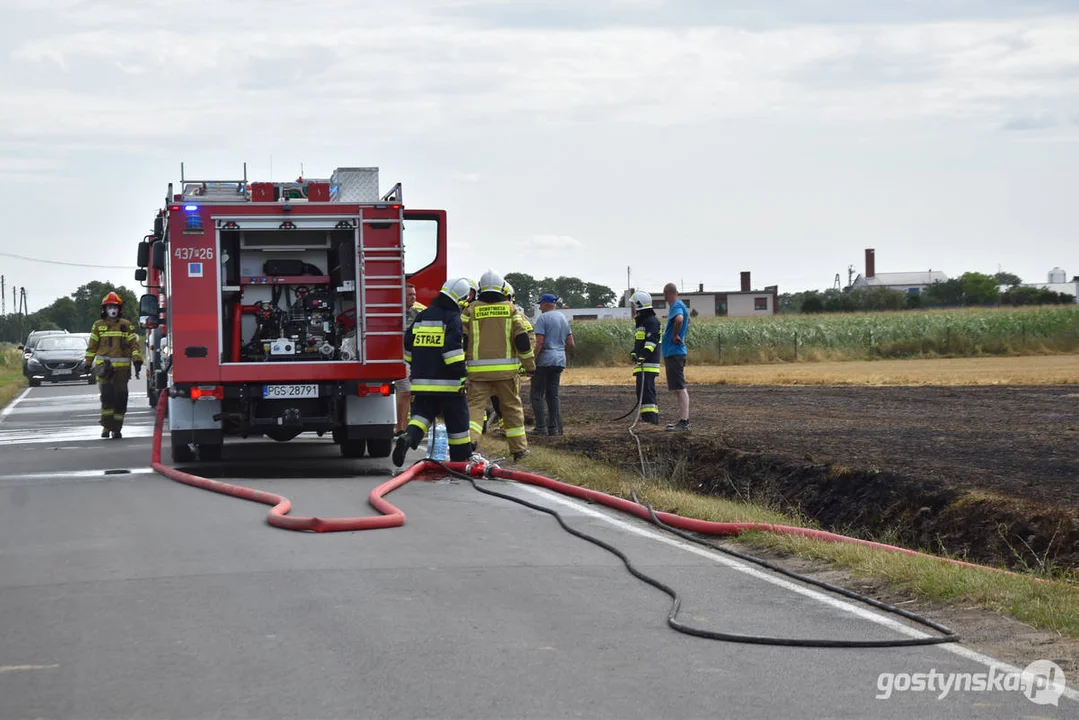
[529,293,574,435]
[661,282,690,431]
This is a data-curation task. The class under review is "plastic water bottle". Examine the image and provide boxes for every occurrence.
[427,423,449,461]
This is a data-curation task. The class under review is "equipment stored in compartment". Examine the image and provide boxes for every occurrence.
[239,284,340,362]
[263,259,324,277]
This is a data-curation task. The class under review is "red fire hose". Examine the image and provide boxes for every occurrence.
[150,390,1033,580]
[151,391,428,531]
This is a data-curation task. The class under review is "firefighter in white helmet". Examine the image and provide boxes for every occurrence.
[392,278,474,467]
[487,279,534,435]
[629,290,661,424]
[461,270,536,460]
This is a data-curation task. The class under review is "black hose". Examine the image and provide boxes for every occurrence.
[608,364,645,423]
[430,461,959,648]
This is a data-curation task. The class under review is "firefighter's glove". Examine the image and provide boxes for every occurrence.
[458,378,468,394]
[83,359,92,372]
[134,360,143,378]
[629,352,638,364]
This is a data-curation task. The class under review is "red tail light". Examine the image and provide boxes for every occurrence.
[357,383,393,397]
[190,385,224,400]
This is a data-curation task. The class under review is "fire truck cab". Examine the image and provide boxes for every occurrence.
[134,165,447,463]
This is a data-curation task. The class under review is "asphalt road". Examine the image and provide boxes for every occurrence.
[1,382,1075,719]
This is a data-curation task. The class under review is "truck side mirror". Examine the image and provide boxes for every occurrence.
[151,242,166,271]
[135,268,147,282]
[153,216,164,239]
[137,240,150,268]
[139,294,160,327]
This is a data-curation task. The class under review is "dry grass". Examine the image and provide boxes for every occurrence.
[563,354,1079,387]
[473,435,1079,637]
[0,348,27,412]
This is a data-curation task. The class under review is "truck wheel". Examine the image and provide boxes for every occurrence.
[146,373,157,407]
[198,444,222,462]
[171,438,196,464]
[365,438,392,458]
[340,439,367,458]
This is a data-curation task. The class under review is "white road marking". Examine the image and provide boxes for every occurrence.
[0,467,154,480]
[0,388,31,425]
[17,393,148,404]
[512,482,1079,703]
[0,664,59,673]
[0,425,155,446]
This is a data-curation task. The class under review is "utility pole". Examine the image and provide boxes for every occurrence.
[1,274,5,315]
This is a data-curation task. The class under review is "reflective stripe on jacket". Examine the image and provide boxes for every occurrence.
[631,311,661,374]
[86,317,142,366]
[404,302,467,394]
[461,299,536,380]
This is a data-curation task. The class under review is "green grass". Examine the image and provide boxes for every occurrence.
[569,305,1079,366]
[478,436,1079,637]
[0,348,28,411]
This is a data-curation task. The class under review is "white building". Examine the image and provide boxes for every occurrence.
[850,248,948,294]
[644,272,778,319]
[533,306,632,322]
[1003,267,1079,302]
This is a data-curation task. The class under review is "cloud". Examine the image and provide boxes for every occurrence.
[532,235,582,249]
[4,2,1079,150]
[1001,111,1058,130]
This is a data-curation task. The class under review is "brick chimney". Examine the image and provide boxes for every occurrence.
[698,282,704,292]
[740,271,751,292]
[865,248,876,279]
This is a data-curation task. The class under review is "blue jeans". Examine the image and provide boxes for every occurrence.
[530,365,563,433]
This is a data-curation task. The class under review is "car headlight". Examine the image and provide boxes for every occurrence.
[27,358,43,369]
[23,352,32,361]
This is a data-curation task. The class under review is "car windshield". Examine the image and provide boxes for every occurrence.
[37,336,87,351]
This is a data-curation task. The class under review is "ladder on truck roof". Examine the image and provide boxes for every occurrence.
[169,162,249,203]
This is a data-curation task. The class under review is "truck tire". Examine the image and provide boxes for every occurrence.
[340,438,366,458]
[146,373,157,407]
[171,438,196,463]
[365,438,392,458]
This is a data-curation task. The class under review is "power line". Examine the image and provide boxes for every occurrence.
[0,251,132,270]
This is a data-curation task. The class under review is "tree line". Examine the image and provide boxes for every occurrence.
[502,273,617,314]
[0,281,139,343]
[780,272,1076,314]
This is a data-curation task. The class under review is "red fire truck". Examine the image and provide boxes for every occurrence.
[134,165,447,462]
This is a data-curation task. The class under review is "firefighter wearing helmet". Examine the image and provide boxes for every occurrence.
[486,279,535,436]
[83,291,143,439]
[461,270,536,460]
[629,290,661,424]
[392,278,474,467]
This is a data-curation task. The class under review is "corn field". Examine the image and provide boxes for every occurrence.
[568,306,1079,366]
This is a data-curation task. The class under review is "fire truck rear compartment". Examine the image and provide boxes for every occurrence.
[219,228,363,364]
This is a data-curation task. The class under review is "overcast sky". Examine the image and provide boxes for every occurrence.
[2,0,1078,312]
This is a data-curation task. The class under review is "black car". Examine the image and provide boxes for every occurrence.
[24,334,94,386]
[19,329,69,376]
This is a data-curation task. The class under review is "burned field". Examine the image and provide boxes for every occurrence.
[539,384,1079,572]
